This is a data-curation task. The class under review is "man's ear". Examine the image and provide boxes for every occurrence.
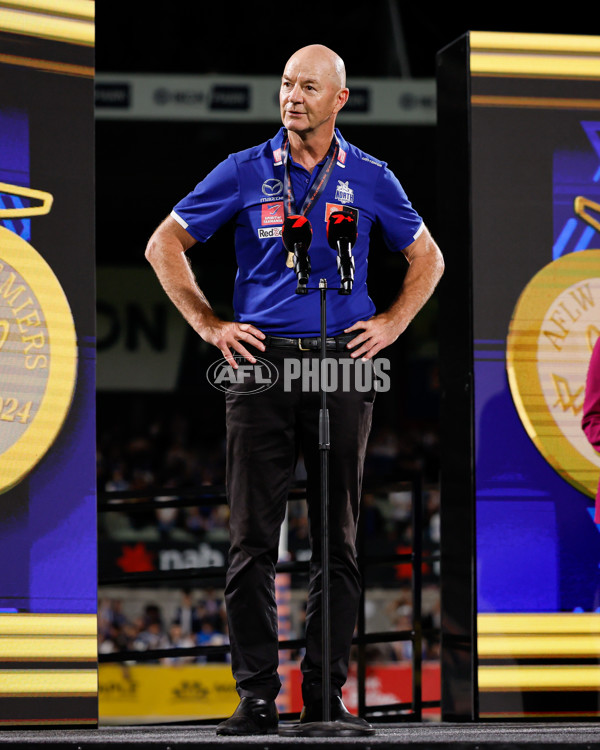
[334,88,350,114]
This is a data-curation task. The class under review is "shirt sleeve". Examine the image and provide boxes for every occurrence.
[583,337,600,451]
[374,165,424,252]
[170,154,241,243]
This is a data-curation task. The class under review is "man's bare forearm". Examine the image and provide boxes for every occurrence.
[145,216,265,366]
[345,225,444,359]
[387,233,445,334]
[145,217,217,336]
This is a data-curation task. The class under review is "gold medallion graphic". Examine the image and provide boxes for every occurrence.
[507,248,600,498]
[0,184,77,494]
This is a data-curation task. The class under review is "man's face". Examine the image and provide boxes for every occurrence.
[279,52,347,137]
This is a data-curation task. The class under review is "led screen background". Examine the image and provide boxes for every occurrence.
[469,33,600,718]
[0,3,97,727]
[474,118,600,614]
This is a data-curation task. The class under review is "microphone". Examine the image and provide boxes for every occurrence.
[282,214,312,294]
[327,210,357,295]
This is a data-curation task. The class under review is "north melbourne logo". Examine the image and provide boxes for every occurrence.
[334,180,354,204]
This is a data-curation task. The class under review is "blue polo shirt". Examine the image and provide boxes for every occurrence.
[171,128,423,337]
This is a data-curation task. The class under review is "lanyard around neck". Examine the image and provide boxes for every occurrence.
[280,135,339,219]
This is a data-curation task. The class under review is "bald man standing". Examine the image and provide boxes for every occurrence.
[146,44,444,735]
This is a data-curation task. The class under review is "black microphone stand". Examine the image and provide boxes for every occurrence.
[280,276,374,738]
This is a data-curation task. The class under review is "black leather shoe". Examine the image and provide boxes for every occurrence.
[216,697,279,736]
[300,695,373,731]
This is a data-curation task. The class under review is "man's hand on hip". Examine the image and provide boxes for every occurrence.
[344,313,403,360]
[201,317,266,368]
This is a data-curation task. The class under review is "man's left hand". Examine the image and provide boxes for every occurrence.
[344,225,445,360]
[344,313,403,360]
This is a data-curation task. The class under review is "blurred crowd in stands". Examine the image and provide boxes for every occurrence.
[98,588,230,664]
[96,397,441,665]
[98,583,441,666]
[97,402,441,547]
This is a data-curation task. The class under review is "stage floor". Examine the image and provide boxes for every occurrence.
[0,722,599,749]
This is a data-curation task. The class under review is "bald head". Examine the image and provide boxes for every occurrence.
[283,44,346,89]
[279,44,349,143]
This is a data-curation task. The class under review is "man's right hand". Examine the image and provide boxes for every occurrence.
[200,317,266,368]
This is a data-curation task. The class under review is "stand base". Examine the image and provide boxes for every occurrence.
[279,721,375,737]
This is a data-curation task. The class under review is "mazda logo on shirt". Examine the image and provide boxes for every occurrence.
[261,179,283,197]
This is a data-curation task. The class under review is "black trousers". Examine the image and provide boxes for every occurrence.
[223,343,376,702]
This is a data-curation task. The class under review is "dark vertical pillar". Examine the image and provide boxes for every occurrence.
[435,33,478,721]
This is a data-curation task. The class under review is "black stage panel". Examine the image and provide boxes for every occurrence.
[0,723,599,749]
